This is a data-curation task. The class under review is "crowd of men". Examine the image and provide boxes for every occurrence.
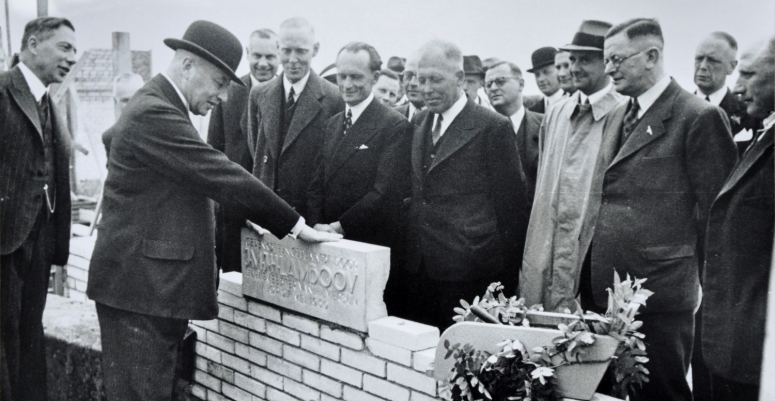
[0,13,772,401]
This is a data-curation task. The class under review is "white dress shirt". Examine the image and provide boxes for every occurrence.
[544,88,564,110]
[346,94,374,125]
[432,93,468,139]
[18,62,48,102]
[160,72,189,110]
[635,75,672,119]
[284,71,311,102]
[578,82,614,106]
[695,86,727,107]
[407,102,420,121]
[509,106,526,133]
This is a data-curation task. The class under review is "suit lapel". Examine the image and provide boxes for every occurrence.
[283,72,323,154]
[429,101,478,172]
[326,100,381,181]
[9,67,44,140]
[718,127,774,196]
[411,112,432,179]
[259,77,284,160]
[608,82,677,169]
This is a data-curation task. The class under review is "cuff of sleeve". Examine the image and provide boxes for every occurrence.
[289,217,305,239]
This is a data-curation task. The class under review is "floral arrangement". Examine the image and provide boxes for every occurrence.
[439,272,652,401]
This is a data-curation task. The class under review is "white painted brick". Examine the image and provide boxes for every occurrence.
[387,364,436,395]
[66,265,88,281]
[341,348,386,377]
[412,348,436,373]
[196,356,209,371]
[235,372,267,398]
[301,334,340,361]
[267,387,299,401]
[192,319,220,332]
[367,338,412,366]
[343,385,388,401]
[207,360,235,384]
[191,384,207,399]
[283,345,320,371]
[207,332,236,354]
[252,396,263,401]
[222,353,251,375]
[223,382,253,401]
[74,279,87,292]
[219,271,243,296]
[234,310,267,333]
[236,343,267,367]
[303,369,343,398]
[69,291,87,302]
[220,321,249,343]
[196,342,222,363]
[67,254,90,269]
[190,324,207,341]
[249,332,283,356]
[266,322,301,346]
[363,375,410,401]
[368,317,439,351]
[194,369,221,392]
[284,378,320,401]
[320,359,362,387]
[283,314,320,336]
[320,326,364,350]
[321,394,340,401]
[410,390,440,401]
[218,305,234,322]
[250,364,284,390]
[219,290,248,311]
[207,388,229,401]
[248,300,282,323]
[267,355,302,381]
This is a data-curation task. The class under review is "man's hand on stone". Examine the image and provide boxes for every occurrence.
[246,220,269,236]
[299,225,342,242]
[313,223,338,234]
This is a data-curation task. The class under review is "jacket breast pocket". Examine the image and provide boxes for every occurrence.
[142,239,195,261]
[639,244,694,261]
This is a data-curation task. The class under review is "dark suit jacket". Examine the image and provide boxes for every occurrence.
[395,103,410,119]
[717,88,761,156]
[0,66,72,265]
[586,79,737,313]
[248,71,345,219]
[307,98,412,247]
[207,74,253,272]
[702,127,773,385]
[515,109,543,198]
[524,94,545,114]
[405,99,531,282]
[87,75,300,320]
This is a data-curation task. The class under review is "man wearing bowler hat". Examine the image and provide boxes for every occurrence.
[525,46,563,113]
[86,20,340,400]
[520,20,627,313]
[463,55,494,110]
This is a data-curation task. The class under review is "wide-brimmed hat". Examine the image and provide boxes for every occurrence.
[527,47,558,73]
[559,20,613,52]
[463,55,485,78]
[164,20,245,86]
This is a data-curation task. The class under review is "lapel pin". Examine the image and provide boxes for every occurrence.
[358,144,369,150]
[646,126,653,135]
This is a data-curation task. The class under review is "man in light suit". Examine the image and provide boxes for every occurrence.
[403,40,531,330]
[395,53,424,121]
[484,60,543,195]
[694,31,760,155]
[584,19,737,401]
[702,36,774,401]
[307,42,413,316]
[248,17,345,220]
[208,28,278,273]
[86,21,339,400]
[0,17,75,401]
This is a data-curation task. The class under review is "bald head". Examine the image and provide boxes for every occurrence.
[279,17,319,83]
[733,36,775,118]
[416,40,465,113]
[694,32,738,95]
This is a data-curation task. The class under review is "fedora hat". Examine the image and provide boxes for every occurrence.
[463,55,485,78]
[559,20,612,52]
[164,20,245,86]
[527,47,558,73]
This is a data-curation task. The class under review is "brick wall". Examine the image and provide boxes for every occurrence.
[65,236,97,303]
[190,273,443,401]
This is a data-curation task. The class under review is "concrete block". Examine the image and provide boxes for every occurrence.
[250,364,284,390]
[320,359,362,387]
[320,325,364,350]
[220,321,249,344]
[343,385,388,401]
[219,290,248,311]
[234,310,267,333]
[301,334,340,361]
[236,342,267,367]
[410,390,440,401]
[249,332,283,357]
[222,353,251,375]
[218,305,234,322]
[207,332,236,354]
[207,388,229,401]
[366,338,412,366]
[363,375,410,401]
[283,345,320,371]
[387,363,436,395]
[219,271,243,296]
[303,369,344,397]
[341,348,386,377]
[412,348,436,373]
[206,359,235,384]
[248,300,282,323]
[194,369,221,392]
[235,372,267,398]
[368,317,439,351]
[266,387,298,401]
[267,354,302,381]
[190,384,207,399]
[283,378,321,401]
[266,322,301,346]
[192,319,220,332]
[283,313,320,337]
[223,382,253,401]
[196,342,222,363]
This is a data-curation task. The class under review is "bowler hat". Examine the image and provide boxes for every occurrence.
[559,20,613,52]
[164,20,245,86]
[527,47,558,73]
[463,55,485,78]
[387,56,405,74]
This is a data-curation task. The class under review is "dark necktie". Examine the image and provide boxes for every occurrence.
[287,87,296,111]
[432,114,443,145]
[622,98,640,141]
[344,109,353,135]
[37,92,49,129]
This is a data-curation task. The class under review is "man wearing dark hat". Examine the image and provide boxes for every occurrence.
[463,55,494,110]
[248,17,345,221]
[207,28,279,275]
[395,51,425,120]
[525,47,563,113]
[387,56,407,105]
[520,20,626,313]
[86,20,340,400]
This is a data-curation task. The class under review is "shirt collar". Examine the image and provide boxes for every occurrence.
[284,71,311,100]
[695,86,727,106]
[250,74,261,88]
[574,82,623,121]
[636,75,671,119]
[160,72,189,110]
[346,94,374,125]
[546,88,564,105]
[509,106,526,133]
[434,93,468,137]
[762,112,775,132]
[18,62,48,102]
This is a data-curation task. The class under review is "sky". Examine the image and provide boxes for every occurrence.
[3,0,774,96]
